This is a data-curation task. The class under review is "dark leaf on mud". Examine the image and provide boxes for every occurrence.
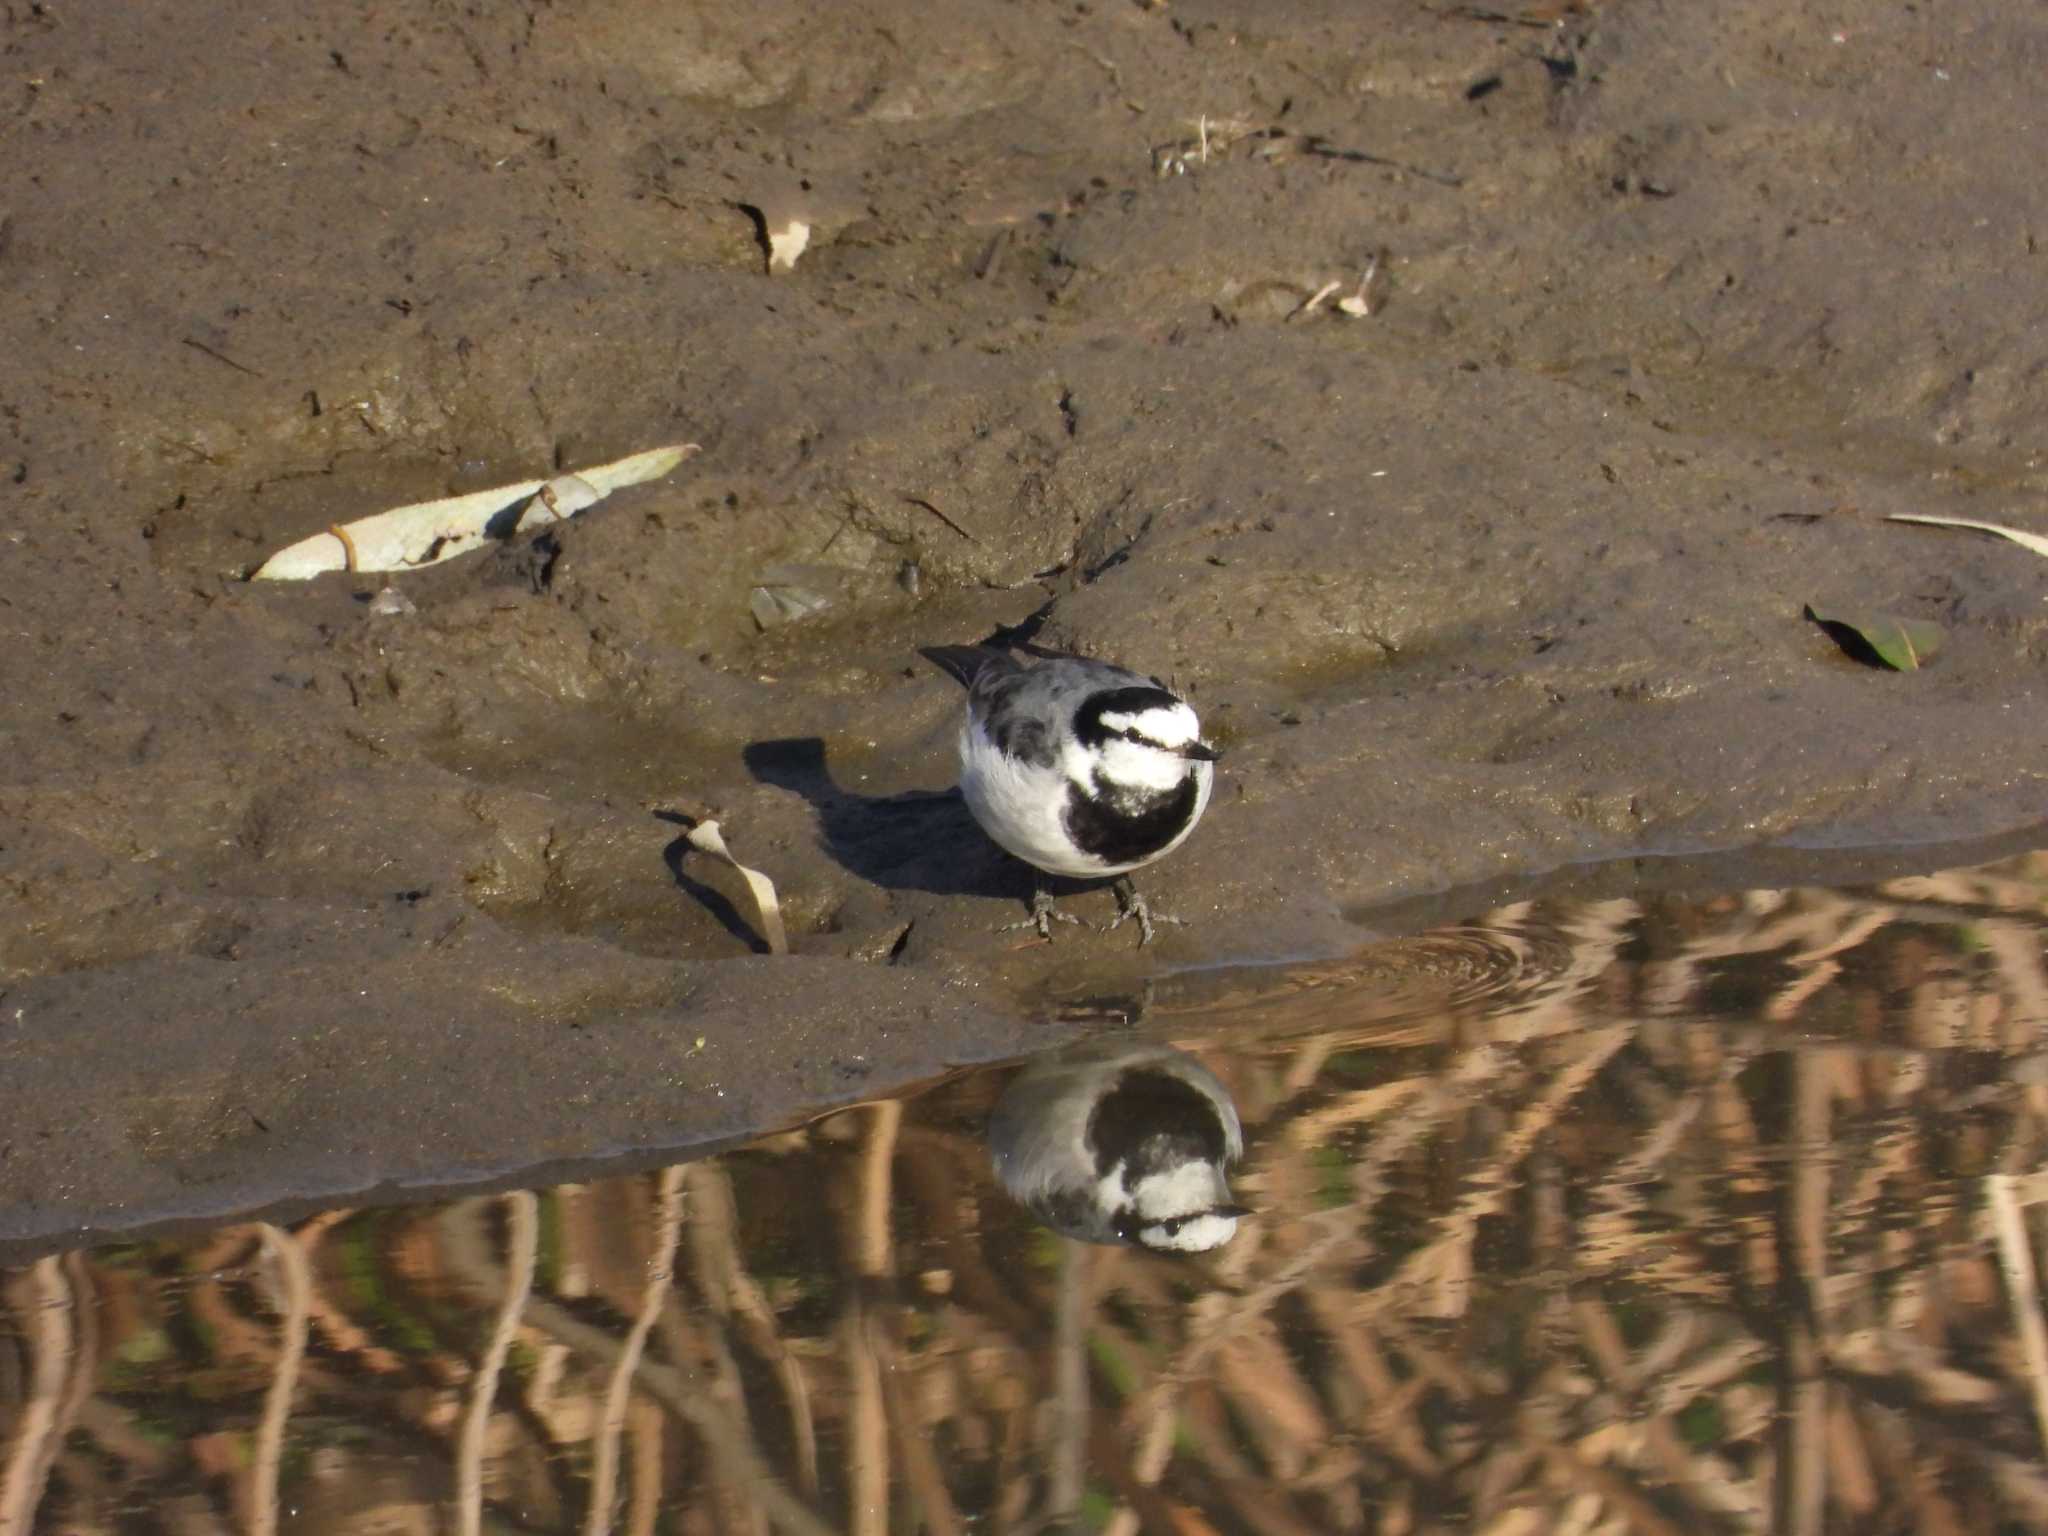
[1803,605,1944,671]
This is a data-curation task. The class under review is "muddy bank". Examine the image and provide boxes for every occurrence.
[3,0,2047,1249]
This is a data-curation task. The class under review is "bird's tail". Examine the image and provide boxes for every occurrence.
[917,645,1015,689]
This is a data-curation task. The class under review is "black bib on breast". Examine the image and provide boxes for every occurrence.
[1086,1067,1228,1179]
[1062,770,1200,868]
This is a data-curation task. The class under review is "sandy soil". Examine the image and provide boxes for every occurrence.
[3,0,2046,1251]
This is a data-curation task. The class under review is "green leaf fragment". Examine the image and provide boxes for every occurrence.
[1803,605,1945,670]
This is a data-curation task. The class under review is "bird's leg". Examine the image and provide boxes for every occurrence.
[1106,876,1187,946]
[1001,873,1087,941]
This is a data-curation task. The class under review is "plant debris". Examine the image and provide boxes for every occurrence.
[683,818,789,956]
[1804,604,1945,671]
[1888,512,2048,564]
[251,445,698,580]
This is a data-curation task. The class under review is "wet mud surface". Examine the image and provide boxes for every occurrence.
[4,0,2048,1247]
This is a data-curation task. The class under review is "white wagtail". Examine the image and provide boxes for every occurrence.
[919,644,1218,943]
[988,1040,1249,1253]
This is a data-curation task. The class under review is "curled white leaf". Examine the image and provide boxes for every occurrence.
[252,444,699,580]
[685,819,789,956]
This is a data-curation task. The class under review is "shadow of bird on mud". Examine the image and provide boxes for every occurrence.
[742,736,1032,905]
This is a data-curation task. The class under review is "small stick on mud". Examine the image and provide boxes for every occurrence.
[181,336,266,378]
[901,493,977,542]
[974,229,1009,281]
[1289,279,1342,321]
[1303,140,1464,188]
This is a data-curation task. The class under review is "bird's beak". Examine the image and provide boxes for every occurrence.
[1178,741,1222,762]
[1210,1203,1254,1220]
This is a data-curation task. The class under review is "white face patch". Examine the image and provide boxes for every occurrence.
[1137,1212,1240,1253]
[1099,1160,1243,1252]
[1079,701,1208,798]
[1132,1159,1222,1219]
[1097,703,1200,751]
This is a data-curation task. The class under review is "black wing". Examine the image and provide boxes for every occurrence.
[917,645,1021,690]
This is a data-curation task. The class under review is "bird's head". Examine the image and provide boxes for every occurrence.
[1111,1158,1249,1254]
[1075,687,1220,792]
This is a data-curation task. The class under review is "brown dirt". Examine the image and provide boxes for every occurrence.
[4,0,2047,1251]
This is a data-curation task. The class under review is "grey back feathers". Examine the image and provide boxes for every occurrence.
[921,645,1169,770]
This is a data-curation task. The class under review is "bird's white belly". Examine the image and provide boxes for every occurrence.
[958,723,1211,878]
[960,739,1107,877]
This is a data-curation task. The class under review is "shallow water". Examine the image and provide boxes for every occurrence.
[5,853,2048,1534]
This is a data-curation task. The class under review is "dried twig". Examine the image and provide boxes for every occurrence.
[586,1167,685,1536]
[0,1259,69,1536]
[251,1225,313,1536]
[1989,1173,2048,1459]
[458,1192,540,1536]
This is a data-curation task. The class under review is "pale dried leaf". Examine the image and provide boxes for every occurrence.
[1888,512,2048,560]
[252,444,698,580]
[686,818,789,956]
[767,218,812,273]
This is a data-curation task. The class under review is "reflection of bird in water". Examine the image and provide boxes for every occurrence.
[988,1039,1248,1253]
[919,644,1219,944]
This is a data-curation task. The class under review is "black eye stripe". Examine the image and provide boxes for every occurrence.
[1116,1211,1177,1240]
[1075,686,1187,749]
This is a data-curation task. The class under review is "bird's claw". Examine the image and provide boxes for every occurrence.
[1003,886,1089,943]
[1107,879,1186,947]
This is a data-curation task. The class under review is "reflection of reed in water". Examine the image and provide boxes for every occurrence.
[4,851,2048,1534]
[989,1040,1248,1252]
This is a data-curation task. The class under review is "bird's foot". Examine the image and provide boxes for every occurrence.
[1106,877,1187,947]
[1002,884,1089,943]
